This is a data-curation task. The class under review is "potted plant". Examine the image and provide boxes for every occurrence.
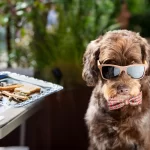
[29,0,121,88]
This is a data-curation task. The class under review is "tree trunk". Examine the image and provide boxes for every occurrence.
[6,17,12,68]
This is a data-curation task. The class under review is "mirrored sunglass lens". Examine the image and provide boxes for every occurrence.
[127,66,145,79]
[102,66,120,79]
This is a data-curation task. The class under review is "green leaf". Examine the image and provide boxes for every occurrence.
[16,2,28,10]
[16,10,24,16]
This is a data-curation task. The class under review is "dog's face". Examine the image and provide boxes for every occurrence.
[100,35,143,100]
[82,30,150,100]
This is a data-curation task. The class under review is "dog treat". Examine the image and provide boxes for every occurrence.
[8,96,21,102]
[14,83,41,95]
[0,81,41,103]
[2,91,28,101]
[0,84,23,91]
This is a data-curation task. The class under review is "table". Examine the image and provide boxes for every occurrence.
[0,100,43,145]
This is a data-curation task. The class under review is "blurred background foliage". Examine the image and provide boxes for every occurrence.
[0,0,150,88]
[127,0,150,37]
[0,0,33,67]
[30,0,120,88]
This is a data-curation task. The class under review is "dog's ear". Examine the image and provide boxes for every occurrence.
[140,37,150,76]
[82,37,102,86]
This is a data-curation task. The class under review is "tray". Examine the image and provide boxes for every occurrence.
[0,71,63,107]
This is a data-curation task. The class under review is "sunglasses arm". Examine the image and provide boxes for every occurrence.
[97,60,101,67]
[144,61,148,70]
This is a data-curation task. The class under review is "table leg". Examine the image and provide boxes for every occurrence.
[20,121,26,146]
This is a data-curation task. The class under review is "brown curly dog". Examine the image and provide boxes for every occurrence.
[82,30,150,150]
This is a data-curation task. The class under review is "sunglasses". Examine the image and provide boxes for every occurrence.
[97,61,147,80]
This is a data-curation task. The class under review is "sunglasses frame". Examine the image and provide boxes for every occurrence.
[97,60,148,80]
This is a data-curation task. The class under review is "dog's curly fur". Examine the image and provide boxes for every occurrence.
[82,30,150,150]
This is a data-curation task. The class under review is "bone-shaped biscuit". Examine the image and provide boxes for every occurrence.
[2,91,28,101]
[0,84,23,91]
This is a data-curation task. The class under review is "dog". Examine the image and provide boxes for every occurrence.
[82,30,150,150]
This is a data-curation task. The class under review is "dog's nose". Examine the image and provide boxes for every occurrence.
[117,85,129,95]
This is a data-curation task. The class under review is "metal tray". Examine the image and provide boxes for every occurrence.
[0,71,63,107]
